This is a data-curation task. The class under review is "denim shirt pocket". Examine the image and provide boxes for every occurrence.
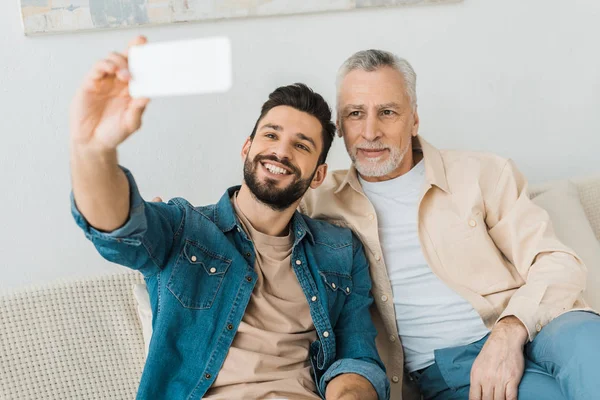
[167,240,231,310]
[319,271,353,307]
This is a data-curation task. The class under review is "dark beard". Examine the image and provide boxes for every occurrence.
[243,153,315,211]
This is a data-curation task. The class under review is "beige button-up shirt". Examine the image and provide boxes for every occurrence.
[300,136,590,399]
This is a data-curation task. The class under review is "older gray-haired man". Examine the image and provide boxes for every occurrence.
[301,50,600,400]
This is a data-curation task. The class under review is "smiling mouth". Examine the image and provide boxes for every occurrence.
[359,148,388,157]
[261,161,292,176]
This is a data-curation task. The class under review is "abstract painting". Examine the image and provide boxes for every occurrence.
[19,0,461,36]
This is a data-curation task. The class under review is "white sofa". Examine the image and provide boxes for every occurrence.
[1,177,599,400]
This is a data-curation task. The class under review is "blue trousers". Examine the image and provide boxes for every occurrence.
[410,311,600,400]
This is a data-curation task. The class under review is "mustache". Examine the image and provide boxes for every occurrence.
[253,154,300,177]
[354,141,390,151]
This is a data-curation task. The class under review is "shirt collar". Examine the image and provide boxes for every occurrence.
[215,186,314,244]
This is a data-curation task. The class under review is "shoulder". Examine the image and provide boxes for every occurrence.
[300,169,350,217]
[163,197,218,223]
[300,213,354,248]
[440,149,510,173]
[439,149,513,191]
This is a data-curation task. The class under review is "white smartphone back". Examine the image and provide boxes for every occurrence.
[128,37,232,98]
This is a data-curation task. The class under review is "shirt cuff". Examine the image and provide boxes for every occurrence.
[497,295,542,342]
[70,166,146,244]
[320,358,390,400]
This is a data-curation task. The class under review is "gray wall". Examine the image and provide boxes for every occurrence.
[1,0,599,290]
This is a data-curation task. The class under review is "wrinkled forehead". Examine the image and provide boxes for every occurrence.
[337,67,410,110]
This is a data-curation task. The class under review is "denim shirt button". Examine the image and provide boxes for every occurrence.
[295,260,302,265]
[245,276,253,282]
[323,331,329,338]
[311,296,317,302]
[245,252,251,258]
[205,373,212,379]
[227,324,233,330]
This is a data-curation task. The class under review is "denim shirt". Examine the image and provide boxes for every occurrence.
[71,168,389,400]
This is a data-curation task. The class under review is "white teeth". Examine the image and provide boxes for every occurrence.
[264,163,289,175]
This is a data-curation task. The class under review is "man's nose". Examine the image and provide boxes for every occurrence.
[362,113,382,141]
[270,139,295,161]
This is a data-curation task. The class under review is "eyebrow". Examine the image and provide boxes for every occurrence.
[260,123,283,131]
[342,104,365,113]
[296,132,317,151]
[342,102,403,113]
[377,102,402,110]
[260,123,317,150]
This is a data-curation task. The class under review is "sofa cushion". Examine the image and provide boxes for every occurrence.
[0,271,146,399]
[530,180,600,310]
[133,283,152,355]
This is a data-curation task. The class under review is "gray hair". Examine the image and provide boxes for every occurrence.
[336,50,417,110]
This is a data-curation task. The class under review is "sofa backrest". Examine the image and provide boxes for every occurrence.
[573,176,600,241]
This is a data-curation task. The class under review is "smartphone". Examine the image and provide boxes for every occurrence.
[128,36,232,98]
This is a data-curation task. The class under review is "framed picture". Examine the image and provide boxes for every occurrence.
[19,0,461,36]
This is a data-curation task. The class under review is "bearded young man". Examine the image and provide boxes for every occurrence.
[69,37,389,400]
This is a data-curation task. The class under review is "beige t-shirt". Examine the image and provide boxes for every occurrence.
[203,196,319,400]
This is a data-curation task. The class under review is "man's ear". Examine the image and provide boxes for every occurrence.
[241,137,252,161]
[411,107,420,137]
[336,118,343,138]
[310,163,328,189]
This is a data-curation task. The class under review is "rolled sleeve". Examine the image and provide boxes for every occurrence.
[70,166,184,276]
[320,358,390,400]
[71,167,146,245]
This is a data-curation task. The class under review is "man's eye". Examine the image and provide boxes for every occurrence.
[349,111,361,117]
[265,133,276,139]
[382,110,395,116]
[296,144,309,151]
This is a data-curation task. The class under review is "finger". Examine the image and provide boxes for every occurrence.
[151,197,163,202]
[131,97,150,109]
[88,59,119,81]
[105,52,131,82]
[106,52,128,71]
[482,383,494,400]
[505,382,519,400]
[494,383,505,400]
[125,35,147,57]
[124,97,150,132]
[469,383,482,400]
